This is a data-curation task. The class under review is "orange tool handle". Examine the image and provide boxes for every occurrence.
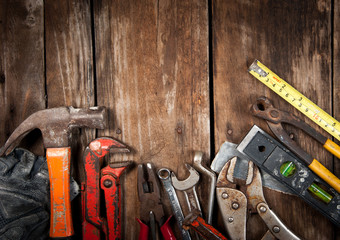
[323,139,340,159]
[309,159,340,193]
[47,147,74,238]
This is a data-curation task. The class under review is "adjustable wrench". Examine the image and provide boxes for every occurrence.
[171,164,201,213]
[158,168,192,240]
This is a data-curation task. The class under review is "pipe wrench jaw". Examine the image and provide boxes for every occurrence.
[89,137,130,158]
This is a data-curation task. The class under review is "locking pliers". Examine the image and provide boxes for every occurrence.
[216,156,301,240]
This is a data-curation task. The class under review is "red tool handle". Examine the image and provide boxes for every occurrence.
[101,164,130,240]
[46,147,74,238]
[160,216,177,240]
[101,174,120,240]
[81,183,101,240]
[137,218,149,240]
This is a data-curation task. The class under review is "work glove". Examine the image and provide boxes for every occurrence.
[0,148,49,240]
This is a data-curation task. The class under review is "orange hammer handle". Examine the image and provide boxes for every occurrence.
[46,147,74,238]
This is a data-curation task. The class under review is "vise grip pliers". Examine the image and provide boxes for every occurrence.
[81,137,131,240]
[216,156,301,240]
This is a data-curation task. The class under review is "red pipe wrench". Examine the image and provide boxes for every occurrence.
[81,137,131,240]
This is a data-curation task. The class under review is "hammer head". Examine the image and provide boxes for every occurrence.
[0,106,107,156]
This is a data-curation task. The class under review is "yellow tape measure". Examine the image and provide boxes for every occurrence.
[248,59,340,141]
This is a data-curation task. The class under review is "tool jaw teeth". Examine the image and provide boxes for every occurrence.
[216,160,232,187]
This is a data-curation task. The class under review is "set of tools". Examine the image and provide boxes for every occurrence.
[0,60,339,239]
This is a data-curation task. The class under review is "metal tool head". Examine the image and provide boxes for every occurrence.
[88,137,130,158]
[216,156,252,187]
[137,163,165,223]
[171,164,200,191]
[0,106,107,156]
[212,141,294,194]
[251,96,316,165]
[210,141,251,173]
[218,156,266,204]
[252,96,327,144]
[193,151,204,165]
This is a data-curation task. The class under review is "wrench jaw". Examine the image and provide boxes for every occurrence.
[171,163,201,212]
[171,164,200,191]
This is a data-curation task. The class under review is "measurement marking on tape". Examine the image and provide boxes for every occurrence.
[248,60,340,141]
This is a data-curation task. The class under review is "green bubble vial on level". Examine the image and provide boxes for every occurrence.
[308,183,333,204]
[280,161,296,177]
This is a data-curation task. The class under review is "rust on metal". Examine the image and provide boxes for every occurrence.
[183,209,228,240]
[0,106,107,156]
[251,96,327,165]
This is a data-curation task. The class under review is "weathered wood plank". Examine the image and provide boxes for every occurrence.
[94,0,209,238]
[0,0,45,154]
[213,0,334,239]
[45,0,95,237]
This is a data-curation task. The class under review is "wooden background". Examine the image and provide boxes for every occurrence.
[0,0,339,239]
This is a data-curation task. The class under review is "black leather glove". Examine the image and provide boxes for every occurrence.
[0,148,49,240]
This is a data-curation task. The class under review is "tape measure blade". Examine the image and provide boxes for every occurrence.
[248,60,340,141]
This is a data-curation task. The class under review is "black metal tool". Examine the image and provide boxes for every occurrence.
[236,125,340,227]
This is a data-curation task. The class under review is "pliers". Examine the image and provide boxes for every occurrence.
[137,163,176,240]
[251,96,340,193]
[216,156,301,240]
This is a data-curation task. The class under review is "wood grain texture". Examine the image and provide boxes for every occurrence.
[213,0,335,239]
[45,0,95,237]
[94,0,209,238]
[1,0,339,239]
[0,0,45,154]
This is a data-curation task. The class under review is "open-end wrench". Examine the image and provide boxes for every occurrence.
[171,164,201,213]
[158,168,192,240]
[193,151,216,225]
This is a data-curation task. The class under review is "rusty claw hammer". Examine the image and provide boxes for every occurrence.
[0,106,107,238]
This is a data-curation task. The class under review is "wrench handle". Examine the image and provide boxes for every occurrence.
[81,183,101,240]
[101,165,128,240]
[160,216,177,240]
[47,147,74,238]
[184,187,201,212]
